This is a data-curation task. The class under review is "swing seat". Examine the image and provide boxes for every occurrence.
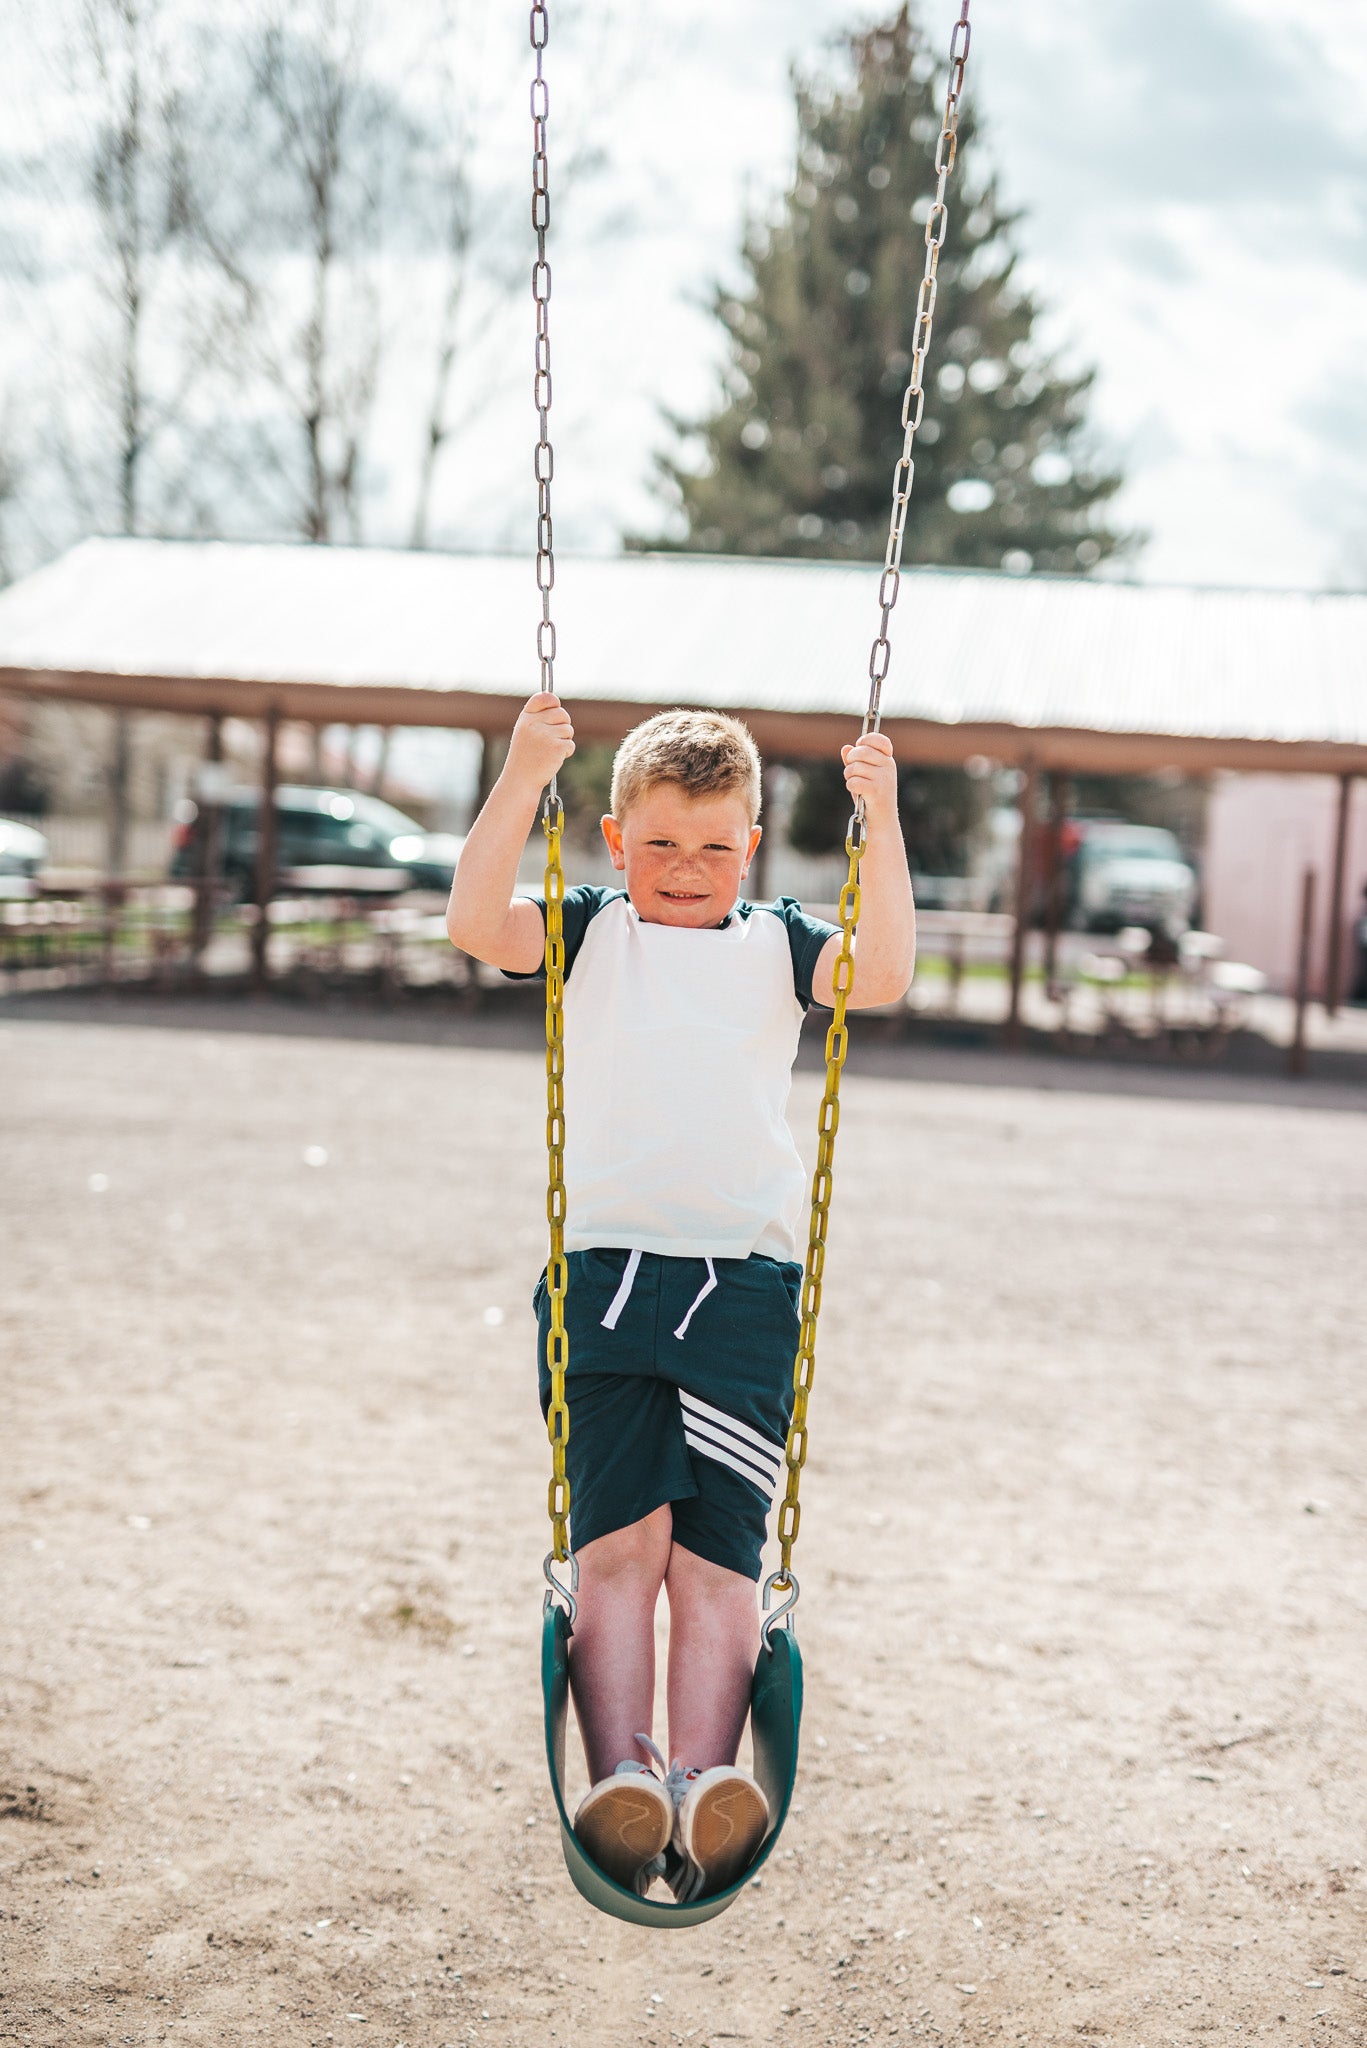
[541,1602,803,1928]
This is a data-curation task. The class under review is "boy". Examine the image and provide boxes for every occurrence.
[446,693,914,1900]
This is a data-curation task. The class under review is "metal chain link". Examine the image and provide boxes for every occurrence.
[771,825,860,1589]
[531,0,571,1567]
[531,2,557,719]
[863,0,970,743]
[543,807,571,1563]
[771,0,972,1604]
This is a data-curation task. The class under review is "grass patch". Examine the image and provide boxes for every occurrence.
[365,1584,462,1647]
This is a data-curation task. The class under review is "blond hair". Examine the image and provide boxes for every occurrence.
[610,709,762,823]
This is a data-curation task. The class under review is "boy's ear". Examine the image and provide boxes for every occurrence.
[740,822,762,877]
[601,814,626,870]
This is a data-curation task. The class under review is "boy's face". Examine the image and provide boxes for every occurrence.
[601,783,762,927]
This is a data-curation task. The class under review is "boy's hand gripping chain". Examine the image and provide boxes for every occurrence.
[531,0,576,1615]
[765,0,971,1645]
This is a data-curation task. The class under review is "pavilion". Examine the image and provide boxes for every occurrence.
[0,536,1363,1018]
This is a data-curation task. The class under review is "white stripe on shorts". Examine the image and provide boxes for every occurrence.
[679,1389,784,1469]
[683,1427,778,1496]
[678,1390,783,1496]
[683,1418,777,1492]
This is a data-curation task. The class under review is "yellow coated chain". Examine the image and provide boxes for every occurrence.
[769,1,972,1605]
[543,796,571,1561]
[773,821,861,1587]
[530,1,573,1571]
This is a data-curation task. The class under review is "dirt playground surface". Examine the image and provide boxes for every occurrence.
[1,1010,1364,2047]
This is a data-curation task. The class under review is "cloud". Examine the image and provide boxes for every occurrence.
[975,0,1367,274]
[1293,363,1367,569]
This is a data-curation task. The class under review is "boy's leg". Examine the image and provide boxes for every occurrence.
[662,1542,758,1768]
[569,1503,673,1785]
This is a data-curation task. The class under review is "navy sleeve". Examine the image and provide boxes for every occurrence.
[499,883,624,981]
[762,895,842,1010]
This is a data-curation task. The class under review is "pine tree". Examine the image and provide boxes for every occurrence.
[647,5,1130,579]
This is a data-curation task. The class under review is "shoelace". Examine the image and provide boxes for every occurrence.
[634,1735,708,1902]
[634,1732,696,1801]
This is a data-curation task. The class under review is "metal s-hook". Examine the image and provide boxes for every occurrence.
[759,1568,800,1650]
[544,1549,579,1629]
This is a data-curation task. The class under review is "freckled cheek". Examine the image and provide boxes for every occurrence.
[626,852,680,894]
[627,851,743,893]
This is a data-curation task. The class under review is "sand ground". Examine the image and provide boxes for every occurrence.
[1,1008,1364,2048]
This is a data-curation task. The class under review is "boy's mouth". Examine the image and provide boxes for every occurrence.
[659,889,708,902]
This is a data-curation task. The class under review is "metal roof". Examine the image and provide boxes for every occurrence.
[1,535,1364,773]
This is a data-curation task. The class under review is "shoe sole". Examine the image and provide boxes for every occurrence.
[573,1779,672,1890]
[677,1773,769,1895]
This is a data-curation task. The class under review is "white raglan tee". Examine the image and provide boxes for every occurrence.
[513,887,839,1263]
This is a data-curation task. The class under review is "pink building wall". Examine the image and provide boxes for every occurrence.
[1202,772,1367,996]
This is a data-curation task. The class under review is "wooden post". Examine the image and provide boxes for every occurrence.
[946,925,965,1015]
[1004,762,1038,1050]
[1323,772,1354,1019]
[750,760,780,902]
[1041,770,1070,998]
[1289,866,1316,1079]
[191,714,224,964]
[106,711,133,879]
[252,707,280,993]
[371,727,392,800]
[99,878,125,985]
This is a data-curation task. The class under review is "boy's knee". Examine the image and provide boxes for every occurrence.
[666,1542,757,1615]
[577,1506,671,1585]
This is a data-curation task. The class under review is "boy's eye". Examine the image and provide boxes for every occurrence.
[641,837,736,852]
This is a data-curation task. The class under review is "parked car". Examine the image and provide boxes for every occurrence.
[0,817,48,895]
[1064,820,1198,937]
[170,785,463,898]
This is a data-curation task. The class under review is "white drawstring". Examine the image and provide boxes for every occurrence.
[600,1250,719,1340]
[673,1257,717,1341]
[600,1248,643,1330]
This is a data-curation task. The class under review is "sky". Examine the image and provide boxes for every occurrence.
[350,0,1367,803]
[444,0,1367,593]
[5,0,1365,600]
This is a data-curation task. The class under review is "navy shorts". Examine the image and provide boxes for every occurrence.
[533,1248,802,1582]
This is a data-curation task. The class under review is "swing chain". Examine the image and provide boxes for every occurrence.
[533,0,571,1566]
[544,798,571,1562]
[863,0,970,741]
[771,0,971,1602]
[530,1,558,734]
[773,820,861,1588]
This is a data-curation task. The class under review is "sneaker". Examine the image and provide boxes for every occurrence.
[672,1766,770,1898]
[572,1757,672,1897]
[636,1738,769,1901]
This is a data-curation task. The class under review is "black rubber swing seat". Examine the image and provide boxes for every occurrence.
[541,1602,803,1928]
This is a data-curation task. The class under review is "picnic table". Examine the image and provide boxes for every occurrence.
[1060,926,1267,1057]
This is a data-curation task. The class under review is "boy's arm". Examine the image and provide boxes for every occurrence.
[445,691,575,972]
[811,732,916,1009]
